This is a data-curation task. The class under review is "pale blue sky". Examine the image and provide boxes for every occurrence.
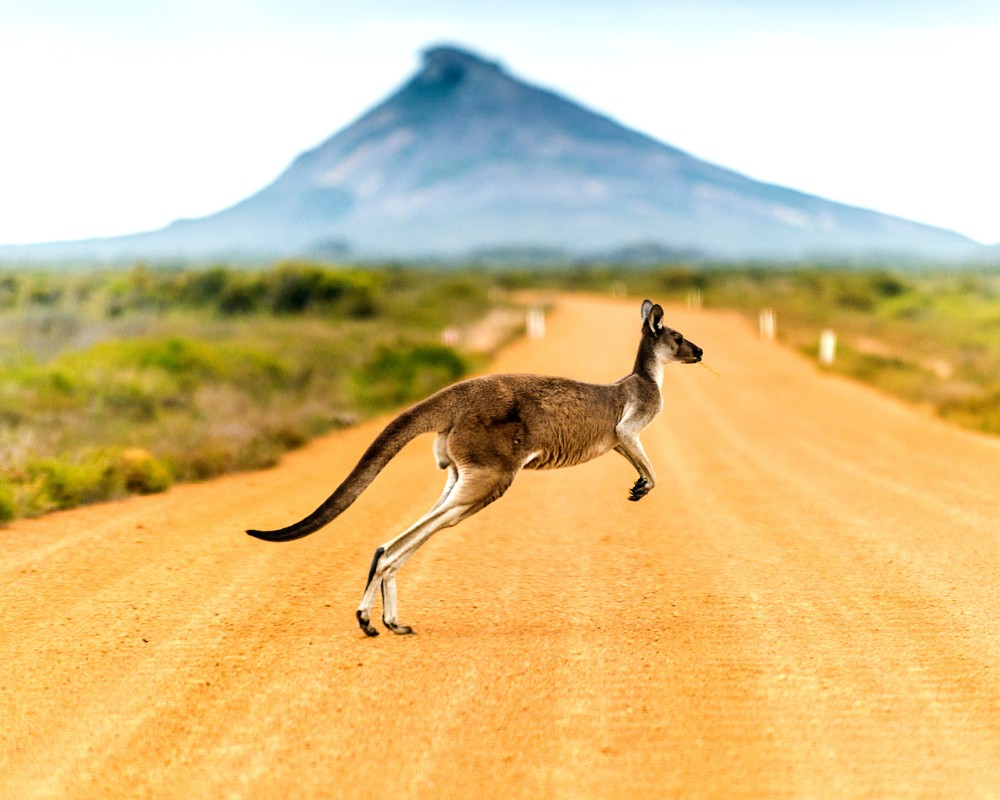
[2,1,998,245]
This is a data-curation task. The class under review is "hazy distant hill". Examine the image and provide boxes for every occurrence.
[2,45,983,263]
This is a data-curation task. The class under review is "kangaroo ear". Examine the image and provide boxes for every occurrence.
[646,303,664,335]
[641,299,654,322]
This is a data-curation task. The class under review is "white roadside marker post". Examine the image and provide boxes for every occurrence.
[527,307,546,340]
[759,308,776,341]
[819,329,837,366]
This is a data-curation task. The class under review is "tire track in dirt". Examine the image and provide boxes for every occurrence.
[3,295,1000,799]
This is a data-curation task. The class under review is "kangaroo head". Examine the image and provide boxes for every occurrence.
[640,299,703,364]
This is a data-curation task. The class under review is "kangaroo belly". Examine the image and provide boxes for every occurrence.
[518,393,621,471]
[523,438,615,470]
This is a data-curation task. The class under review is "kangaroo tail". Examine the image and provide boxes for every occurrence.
[246,396,449,543]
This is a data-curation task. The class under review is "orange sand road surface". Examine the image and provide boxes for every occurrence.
[3,295,1000,799]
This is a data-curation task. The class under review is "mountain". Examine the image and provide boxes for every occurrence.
[2,45,984,263]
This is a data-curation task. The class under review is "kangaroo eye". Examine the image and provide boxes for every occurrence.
[673,332,684,343]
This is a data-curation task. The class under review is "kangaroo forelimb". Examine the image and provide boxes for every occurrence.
[629,476,651,501]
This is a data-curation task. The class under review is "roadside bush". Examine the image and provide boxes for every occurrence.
[866,271,910,299]
[659,266,708,293]
[186,266,230,303]
[12,448,174,516]
[0,483,16,523]
[269,262,381,317]
[353,343,468,412]
[0,274,20,308]
[68,337,290,394]
[101,382,160,422]
[217,277,267,315]
[118,448,173,494]
[940,389,1000,436]
[27,452,122,511]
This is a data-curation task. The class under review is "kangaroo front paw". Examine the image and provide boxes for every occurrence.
[356,609,380,637]
[629,477,651,501]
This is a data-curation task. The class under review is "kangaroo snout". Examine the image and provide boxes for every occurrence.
[674,338,702,364]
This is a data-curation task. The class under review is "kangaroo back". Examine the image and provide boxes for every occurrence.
[246,394,451,542]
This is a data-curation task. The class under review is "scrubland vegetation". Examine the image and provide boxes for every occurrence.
[3,259,1000,524]
[0,263,501,522]
[731,269,1000,436]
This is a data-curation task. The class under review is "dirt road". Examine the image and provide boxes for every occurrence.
[3,295,1000,799]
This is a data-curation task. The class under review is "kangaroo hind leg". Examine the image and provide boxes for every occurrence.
[357,466,515,637]
[429,463,459,514]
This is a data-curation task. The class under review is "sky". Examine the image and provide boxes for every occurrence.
[1,0,998,247]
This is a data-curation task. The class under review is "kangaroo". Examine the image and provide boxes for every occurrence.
[247,299,702,637]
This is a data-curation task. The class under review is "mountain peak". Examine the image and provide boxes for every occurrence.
[3,43,979,263]
[413,45,506,88]
[422,45,503,71]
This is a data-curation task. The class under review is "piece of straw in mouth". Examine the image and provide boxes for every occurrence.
[699,361,722,378]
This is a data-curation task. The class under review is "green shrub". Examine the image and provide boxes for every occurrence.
[269,262,381,316]
[15,448,174,515]
[27,452,122,511]
[64,337,290,394]
[0,274,20,308]
[659,266,708,292]
[867,272,910,298]
[0,483,16,523]
[101,382,159,422]
[218,278,267,315]
[353,343,468,412]
[940,388,1000,436]
[129,338,227,380]
[118,448,173,494]
[178,266,231,306]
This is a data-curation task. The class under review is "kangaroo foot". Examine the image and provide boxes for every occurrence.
[384,620,416,635]
[629,477,650,501]
[356,609,380,637]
